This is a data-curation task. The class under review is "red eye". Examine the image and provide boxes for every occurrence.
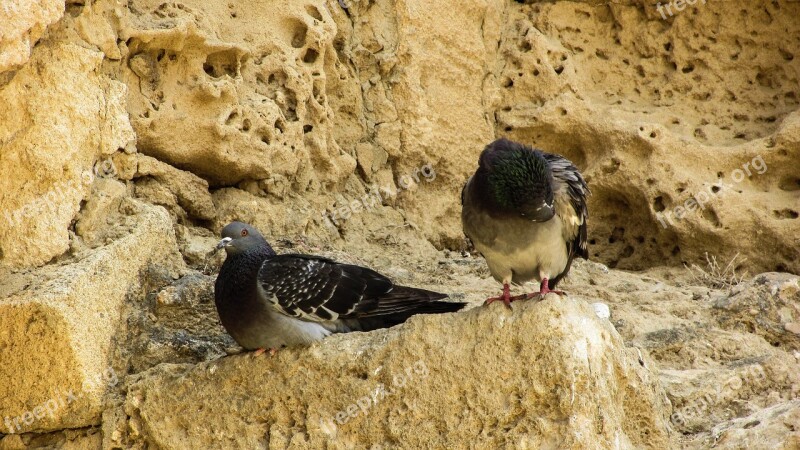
[241,229,248,237]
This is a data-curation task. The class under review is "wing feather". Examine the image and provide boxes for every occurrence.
[256,254,392,322]
[543,153,589,260]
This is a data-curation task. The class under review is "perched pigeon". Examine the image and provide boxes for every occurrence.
[214,222,465,352]
[461,138,589,307]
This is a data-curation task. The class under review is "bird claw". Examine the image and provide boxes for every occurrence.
[511,289,566,301]
[253,347,279,357]
[484,296,513,309]
[484,283,513,308]
[509,277,566,301]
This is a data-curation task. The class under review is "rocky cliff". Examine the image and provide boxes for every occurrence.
[0,0,798,449]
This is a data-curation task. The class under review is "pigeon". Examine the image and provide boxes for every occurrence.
[461,138,589,307]
[214,221,466,353]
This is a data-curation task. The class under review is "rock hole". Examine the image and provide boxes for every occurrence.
[671,246,680,256]
[681,64,694,73]
[303,125,313,133]
[653,196,666,212]
[776,264,787,272]
[291,21,308,48]
[274,120,285,133]
[778,176,800,191]
[701,208,722,227]
[203,50,239,78]
[260,135,271,145]
[533,69,540,76]
[608,227,625,244]
[621,245,634,258]
[334,38,346,53]
[554,65,564,75]
[242,119,251,132]
[303,48,319,64]
[636,236,645,244]
[225,111,239,125]
[306,5,323,20]
[773,209,798,219]
[66,4,84,17]
[501,77,514,88]
[286,104,298,122]
[663,42,672,52]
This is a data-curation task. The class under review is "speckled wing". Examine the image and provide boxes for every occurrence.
[256,254,392,322]
[543,153,589,260]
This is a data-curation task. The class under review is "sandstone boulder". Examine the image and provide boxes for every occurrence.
[105,298,671,449]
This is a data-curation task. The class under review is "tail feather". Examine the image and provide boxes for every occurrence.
[348,285,465,331]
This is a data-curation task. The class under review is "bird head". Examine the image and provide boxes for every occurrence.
[477,138,555,221]
[216,221,270,255]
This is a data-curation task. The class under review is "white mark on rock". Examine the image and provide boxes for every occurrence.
[592,302,611,320]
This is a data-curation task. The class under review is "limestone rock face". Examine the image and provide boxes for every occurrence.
[494,0,800,273]
[0,0,64,72]
[120,0,356,187]
[0,41,135,269]
[107,298,670,449]
[0,199,180,434]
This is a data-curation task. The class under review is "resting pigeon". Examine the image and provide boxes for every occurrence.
[461,138,589,307]
[214,222,465,353]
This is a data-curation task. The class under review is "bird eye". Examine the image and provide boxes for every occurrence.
[241,229,248,237]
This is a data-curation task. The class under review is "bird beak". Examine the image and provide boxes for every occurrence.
[216,237,233,250]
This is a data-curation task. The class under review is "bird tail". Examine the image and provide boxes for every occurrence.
[349,286,466,331]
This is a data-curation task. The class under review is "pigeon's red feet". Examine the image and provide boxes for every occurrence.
[253,347,279,357]
[484,283,513,308]
[512,278,565,301]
